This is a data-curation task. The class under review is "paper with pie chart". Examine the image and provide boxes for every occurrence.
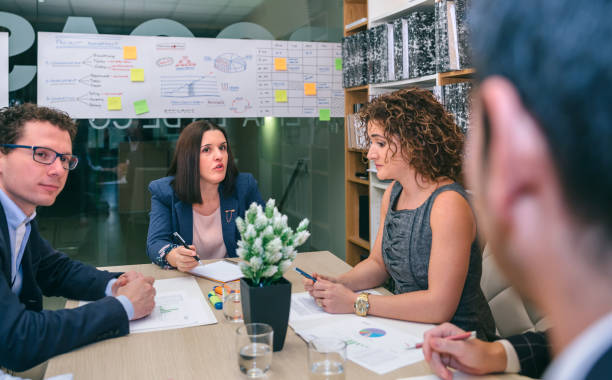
[293,317,423,375]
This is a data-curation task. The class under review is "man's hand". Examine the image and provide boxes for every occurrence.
[111,271,144,296]
[116,276,156,320]
[422,323,507,380]
[166,245,199,272]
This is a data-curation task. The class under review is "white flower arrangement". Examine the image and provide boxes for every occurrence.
[236,199,310,286]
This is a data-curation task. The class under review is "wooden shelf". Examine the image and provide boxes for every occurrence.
[344,20,368,34]
[368,0,435,27]
[347,147,367,153]
[345,84,369,92]
[348,177,369,186]
[369,73,437,89]
[348,235,370,250]
[438,68,476,85]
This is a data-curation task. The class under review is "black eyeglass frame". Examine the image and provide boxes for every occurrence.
[0,144,79,170]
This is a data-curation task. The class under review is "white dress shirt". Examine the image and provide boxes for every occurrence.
[543,311,612,380]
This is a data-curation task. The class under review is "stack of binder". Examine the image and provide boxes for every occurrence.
[435,0,471,73]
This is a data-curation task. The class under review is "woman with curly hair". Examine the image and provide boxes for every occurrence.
[305,88,495,340]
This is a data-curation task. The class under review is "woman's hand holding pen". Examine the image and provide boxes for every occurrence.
[308,276,357,314]
[303,272,336,293]
[166,245,199,272]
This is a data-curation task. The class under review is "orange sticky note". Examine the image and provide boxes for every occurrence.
[130,68,144,82]
[274,57,287,71]
[107,97,122,110]
[304,82,316,96]
[123,46,137,59]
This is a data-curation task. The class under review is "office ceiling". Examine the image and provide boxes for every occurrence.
[0,0,265,36]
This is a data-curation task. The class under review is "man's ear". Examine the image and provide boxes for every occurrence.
[479,76,558,239]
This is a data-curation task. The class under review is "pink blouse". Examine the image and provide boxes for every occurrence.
[192,206,227,259]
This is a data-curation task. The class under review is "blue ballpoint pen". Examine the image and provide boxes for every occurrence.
[294,267,317,282]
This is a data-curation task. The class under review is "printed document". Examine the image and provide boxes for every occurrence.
[80,277,216,333]
[293,316,423,375]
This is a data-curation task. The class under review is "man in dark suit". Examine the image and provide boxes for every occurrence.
[422,0,612,379]
[0,104,156,374]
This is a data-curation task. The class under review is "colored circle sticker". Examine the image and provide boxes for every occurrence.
[359,328,386,338]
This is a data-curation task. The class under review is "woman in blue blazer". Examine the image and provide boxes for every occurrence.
[147,120,263,271]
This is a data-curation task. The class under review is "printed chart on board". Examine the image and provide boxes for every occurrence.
[37,32,343,118]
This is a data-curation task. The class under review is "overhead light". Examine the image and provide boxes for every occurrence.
[38,0,45,3]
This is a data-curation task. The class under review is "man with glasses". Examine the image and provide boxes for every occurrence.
[0,104,156,376]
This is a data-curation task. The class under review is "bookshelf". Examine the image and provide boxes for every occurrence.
[342,0,474,265]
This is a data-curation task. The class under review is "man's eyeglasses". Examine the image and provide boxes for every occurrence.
[0,144,79,170]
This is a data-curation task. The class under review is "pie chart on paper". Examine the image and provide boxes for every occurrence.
[358,327,386,338]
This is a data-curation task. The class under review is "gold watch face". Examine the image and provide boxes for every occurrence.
[355,294,369,316]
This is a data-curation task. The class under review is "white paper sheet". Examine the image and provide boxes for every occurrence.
[289,290,382,323]
[79,277,216,333]
[294,317,423,375]
[188,260,244,283]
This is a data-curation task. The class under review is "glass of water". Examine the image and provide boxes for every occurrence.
[223,281,243,323]
[236,323,273,378]
[308,337,347,380]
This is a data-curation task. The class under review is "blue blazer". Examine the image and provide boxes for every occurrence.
[0,204,129,371]
[146,173,264,265]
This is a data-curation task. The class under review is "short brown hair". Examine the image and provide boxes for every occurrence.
[168,120,239,203]
[359,87,465,183]
[0,103,77,153]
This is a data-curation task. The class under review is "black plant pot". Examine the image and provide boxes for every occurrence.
[240,277,292,352]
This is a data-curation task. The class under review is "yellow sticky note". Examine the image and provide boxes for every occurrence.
[107,97,122,110]
[274,90,288,103]
[133,99,149,115]
[274,57,287,71]
[123,46,137,59]
[304,82,316,96]
[319,109,331,121]
[130,68,144,82]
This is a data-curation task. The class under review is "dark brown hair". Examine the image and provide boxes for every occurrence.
[168,120,238,203]
[0,103,77,153]
[359,87,465,183]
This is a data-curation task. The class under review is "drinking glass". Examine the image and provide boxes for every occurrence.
[236,323,273,378]
[308,337,347,380]
[223,281,243,323]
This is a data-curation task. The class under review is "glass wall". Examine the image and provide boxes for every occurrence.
[1,0,346,268]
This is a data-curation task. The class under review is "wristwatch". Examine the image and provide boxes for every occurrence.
[354,293,370,317]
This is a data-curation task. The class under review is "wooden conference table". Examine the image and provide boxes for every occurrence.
[44,251,529,380]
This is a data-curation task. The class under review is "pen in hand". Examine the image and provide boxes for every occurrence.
[294,267,317,283]
[171,232,201,262]
[407,331,476,350]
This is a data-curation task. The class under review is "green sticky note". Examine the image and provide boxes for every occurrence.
[131,68,144,82]
[133,99,149,115]
[319,109,331,121]
[107,97,122,111]
[274,89,288,103]
[335,58,342,71]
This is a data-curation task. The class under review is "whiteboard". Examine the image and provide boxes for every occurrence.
[0,32,8,108]
[37,32,344,119]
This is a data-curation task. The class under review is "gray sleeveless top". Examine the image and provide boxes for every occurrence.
[382,182,496,341]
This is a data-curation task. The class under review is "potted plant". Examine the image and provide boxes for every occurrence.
[236,199,310,351]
